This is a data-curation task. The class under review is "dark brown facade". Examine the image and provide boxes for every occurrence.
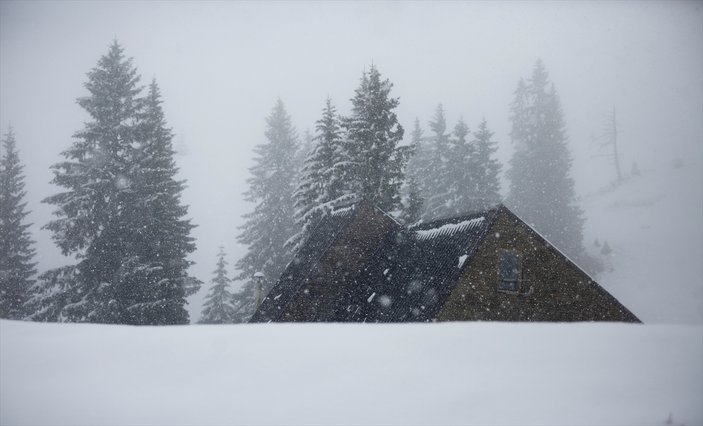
[438,208,640,322]
[251,203,640,323]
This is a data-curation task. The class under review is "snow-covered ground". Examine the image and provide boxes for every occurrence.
[1,320,701,426]
[582,161,703,324]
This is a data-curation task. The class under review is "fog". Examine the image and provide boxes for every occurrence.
[1,1,701,319]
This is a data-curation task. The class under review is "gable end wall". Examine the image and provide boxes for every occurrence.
[437,209,641,322]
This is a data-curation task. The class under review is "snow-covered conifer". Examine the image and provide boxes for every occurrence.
[339,66,408,212]
[443,117,475,216]
[470,118,502,210]
[200,248,236,324]
[125,79,198,324]
[401,176,424,225]
[507,60,584,259]
[0,127,36,319]
[25,266,79,322]
[41,42,196,324]
[423,104,454,219]
[402,118,428,223]
[232,99,299,323]
[289,98,346,250]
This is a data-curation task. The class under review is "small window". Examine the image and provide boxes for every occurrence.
[498,250,519,292]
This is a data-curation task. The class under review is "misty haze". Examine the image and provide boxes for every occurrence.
[1,2,701,425]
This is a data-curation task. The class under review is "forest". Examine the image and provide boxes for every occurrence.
[1,42,593,325]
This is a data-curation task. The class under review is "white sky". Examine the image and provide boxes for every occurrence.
[1,1,701,318]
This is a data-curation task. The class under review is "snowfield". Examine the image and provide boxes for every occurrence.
[1,320,701,426]
[581,162,703,324]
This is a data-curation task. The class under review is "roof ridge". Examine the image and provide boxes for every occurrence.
[411,205,501,230]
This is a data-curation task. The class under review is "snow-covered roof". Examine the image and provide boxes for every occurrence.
[333,209,498,322]
[251,202,640,324]
[414,217,485,241]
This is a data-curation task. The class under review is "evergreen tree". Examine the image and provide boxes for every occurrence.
[402,118,428,223]
[423,104,453,219]
[232,99,299,323]
[507,60,584,258]
[25,265,78,322]
[125,79,198,324]
[470,118,502,209]
[401,175,424,225]
[200,247,236,324]
[404,119,428,188]
[0,127,36,319]
[296,129,315,173]
[444,116,475,216]
[338,65,408,212]
[40,42,196,324]
[289,98,346,250]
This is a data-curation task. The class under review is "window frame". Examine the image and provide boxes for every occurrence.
[497,250,520,294]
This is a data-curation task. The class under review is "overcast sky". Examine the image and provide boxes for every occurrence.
[1,1,701,318]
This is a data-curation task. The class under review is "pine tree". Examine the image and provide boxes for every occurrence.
[200,247,236,324]
[0,127,36,319]
[40,42,196,324]
[339,65,408,212]
[289,98,346,250]
[423,104,453,219]
[470,118,502,210]
[507,60,584,259]
[232,99,299,323]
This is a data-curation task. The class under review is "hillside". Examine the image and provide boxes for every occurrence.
[581,161,703,324]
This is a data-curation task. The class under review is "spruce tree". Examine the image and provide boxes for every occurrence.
[0,127,36,319]
[470,118,502,210]
[404,119,428,188]
[507,60,584,258]
[402,118,428,223]
[125,79,198,324]
[200,248,236,324]
[444,117,475,216]
[339,65,408,212]
[41,42,196,324]
[232,99,299,323]
[423,104,453,219]
[401,176,424,225]
[25,266,78,322]
[289,98,346,250]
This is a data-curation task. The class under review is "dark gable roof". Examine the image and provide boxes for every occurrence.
[251,202,640,323]
[331,207,501,322]
[250,205,357,322]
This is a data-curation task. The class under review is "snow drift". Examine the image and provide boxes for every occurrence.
[1,320,701,426]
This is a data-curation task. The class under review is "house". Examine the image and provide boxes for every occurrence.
[250,202,640,323]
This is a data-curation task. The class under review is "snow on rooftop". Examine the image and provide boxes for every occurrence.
[414,217,485,241]
[458,254,468,268]
[331,204,355,217]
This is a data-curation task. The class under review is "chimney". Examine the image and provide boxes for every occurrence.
[253,272,265,311]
